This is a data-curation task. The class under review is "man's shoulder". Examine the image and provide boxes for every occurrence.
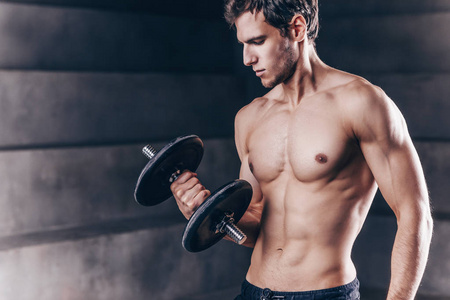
[234,92,278,143]
[328,71,389,112]
[324,70,402,135]
[234,95,272,153]
[332,72,406,140]
[235,94,272,122]
[327,70,377,96]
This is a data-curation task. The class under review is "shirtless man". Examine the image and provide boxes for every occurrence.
[171,1,433,299]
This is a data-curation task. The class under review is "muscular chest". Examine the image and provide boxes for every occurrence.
[247,105,353,183]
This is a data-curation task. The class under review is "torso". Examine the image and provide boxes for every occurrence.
[239,72,378,291]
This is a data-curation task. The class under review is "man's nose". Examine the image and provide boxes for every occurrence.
[243,46,257,66]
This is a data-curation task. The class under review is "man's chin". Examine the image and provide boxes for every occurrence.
[261,80,277,89]
[259,77,273,88]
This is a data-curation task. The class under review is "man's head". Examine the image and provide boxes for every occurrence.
[225,0,319,88]
[224,0,319,45]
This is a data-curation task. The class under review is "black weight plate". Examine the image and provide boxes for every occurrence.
[182,179,252,252]
[134,135,203,206]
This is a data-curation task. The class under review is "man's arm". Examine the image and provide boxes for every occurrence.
[171,104,263,247]
[230,105,264,248]
[351,82,433,299]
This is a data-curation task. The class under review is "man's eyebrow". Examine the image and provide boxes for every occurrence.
[238,35,267,44]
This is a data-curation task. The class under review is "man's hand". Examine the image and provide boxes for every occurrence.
[170,170,211,219]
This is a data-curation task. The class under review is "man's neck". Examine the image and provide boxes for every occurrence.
[280,44,329,107]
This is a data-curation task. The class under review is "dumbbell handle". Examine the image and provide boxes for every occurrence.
[222,221,247,245]
[216,214,247,245]
[142,145,157,159]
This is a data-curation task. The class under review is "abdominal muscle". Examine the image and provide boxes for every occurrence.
[245,173,374,292]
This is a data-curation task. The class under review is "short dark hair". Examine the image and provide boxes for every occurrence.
[224,0,319,43]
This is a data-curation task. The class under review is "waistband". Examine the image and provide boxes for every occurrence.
[241,277,360,299]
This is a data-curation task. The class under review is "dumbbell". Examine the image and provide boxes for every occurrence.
[134,135,253,252]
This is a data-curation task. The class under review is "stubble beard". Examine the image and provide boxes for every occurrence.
[262,40,297,89]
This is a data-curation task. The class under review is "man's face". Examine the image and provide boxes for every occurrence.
[235,11,298,88]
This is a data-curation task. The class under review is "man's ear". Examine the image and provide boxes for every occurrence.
[289,14,307,42]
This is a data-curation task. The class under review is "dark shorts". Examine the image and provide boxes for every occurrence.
[234,278,360,300]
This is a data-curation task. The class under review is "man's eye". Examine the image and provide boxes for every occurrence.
[254,40,265,45]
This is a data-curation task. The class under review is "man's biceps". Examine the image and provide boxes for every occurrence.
[360,139,390,168]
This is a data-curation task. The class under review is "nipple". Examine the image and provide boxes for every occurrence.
[315,153,328,164]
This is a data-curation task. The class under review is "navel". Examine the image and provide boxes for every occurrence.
[315,153,328,164]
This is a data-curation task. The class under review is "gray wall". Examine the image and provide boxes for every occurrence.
[0,1,448,300]
[0,1,252,299]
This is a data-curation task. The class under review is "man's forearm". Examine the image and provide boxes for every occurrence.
[387,213,433,300]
